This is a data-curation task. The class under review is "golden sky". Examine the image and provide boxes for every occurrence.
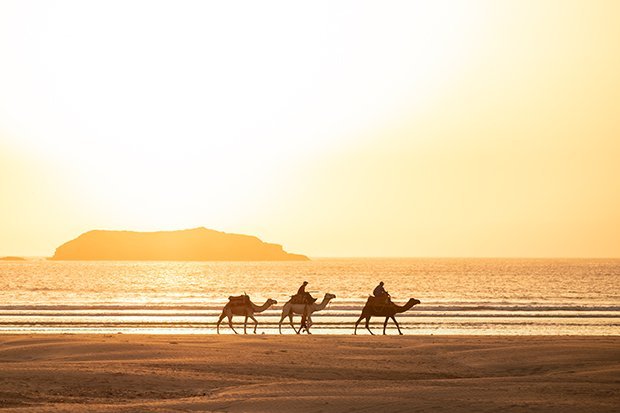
[1,1,619,257]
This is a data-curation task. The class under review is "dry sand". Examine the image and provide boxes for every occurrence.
[0,334,618,412]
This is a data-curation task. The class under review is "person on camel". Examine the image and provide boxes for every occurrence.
[295,281,316,332]
[296,281,317,304]
[297,281,308,296]
[373,281,391,303]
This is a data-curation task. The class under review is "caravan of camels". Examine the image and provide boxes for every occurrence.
[216,281,420,335]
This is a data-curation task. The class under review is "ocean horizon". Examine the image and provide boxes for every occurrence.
[1,257,618,335]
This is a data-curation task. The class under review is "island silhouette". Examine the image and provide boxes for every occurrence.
[51,227,308,261]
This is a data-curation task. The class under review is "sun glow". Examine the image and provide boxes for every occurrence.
[1,1,483,233]
[1,1,619,257]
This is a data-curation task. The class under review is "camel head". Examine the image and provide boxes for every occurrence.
[267,298,278,306]
[325,293,336,300]
[409,298,421,305]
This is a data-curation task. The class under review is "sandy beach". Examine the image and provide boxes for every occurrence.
[0,334,617,412]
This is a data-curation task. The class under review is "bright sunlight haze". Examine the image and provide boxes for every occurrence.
[1,1,619,258]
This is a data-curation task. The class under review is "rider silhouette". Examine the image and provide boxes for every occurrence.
[373,281,390,303]
[296,281,316,304]
[296,281,315,331]
[297,281,308,296]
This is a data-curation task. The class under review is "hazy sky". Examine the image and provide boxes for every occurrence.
[1,1,619,257]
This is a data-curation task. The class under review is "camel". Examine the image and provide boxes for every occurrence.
[216,296,277,334]
[354,297,420,335]
[278,293,336,334]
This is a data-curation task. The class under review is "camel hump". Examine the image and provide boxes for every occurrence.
[290,292,317,305]
[228,295,250,306]
[367,295,391,306]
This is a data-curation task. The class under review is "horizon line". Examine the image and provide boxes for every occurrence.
[3,255,619,261]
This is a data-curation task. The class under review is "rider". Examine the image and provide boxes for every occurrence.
[297,281,308,296]
[296,281,316,304]
[373,281,390,303]
[296,281,314,331]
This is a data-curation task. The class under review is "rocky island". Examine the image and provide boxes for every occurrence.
[51,227,308,261]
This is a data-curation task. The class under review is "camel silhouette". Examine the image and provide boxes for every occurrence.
[216,296,277,334]
[354,297,420,335]
[278,293,336,334]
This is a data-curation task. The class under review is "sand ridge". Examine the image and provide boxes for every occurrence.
[0,335,618,412]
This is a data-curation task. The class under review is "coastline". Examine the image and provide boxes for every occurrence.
[0,334,618,412]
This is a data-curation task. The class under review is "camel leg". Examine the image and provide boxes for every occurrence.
[228,315,238,334]
[216,312,226,334]
[249,315,258,334]
[298,308,312,334]
[365,316,374,335]
[296,315,312,334]
[289,313,299,334]
[244,315,248,334]
[278,313,286,334]
[383,317,389,335]
[354,315,365,335]
[298,307,307,334]
[391,316,403,335]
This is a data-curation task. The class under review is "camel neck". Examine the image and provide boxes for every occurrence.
[252,300,273,312]
[315,295,332,310]
[393,299,416,313]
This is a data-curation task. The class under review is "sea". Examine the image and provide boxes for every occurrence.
[0,258,618,335]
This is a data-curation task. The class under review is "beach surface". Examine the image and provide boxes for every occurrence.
[0,334,618,412]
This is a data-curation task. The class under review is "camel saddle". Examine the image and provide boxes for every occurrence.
[228,295,250,306]
[290,292,317,305]
[368,295,392,308]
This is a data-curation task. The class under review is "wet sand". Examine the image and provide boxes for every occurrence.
[0,334,618,412]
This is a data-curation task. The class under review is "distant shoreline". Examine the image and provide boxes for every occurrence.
[0,256,26,261]
[4,256,620,261]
